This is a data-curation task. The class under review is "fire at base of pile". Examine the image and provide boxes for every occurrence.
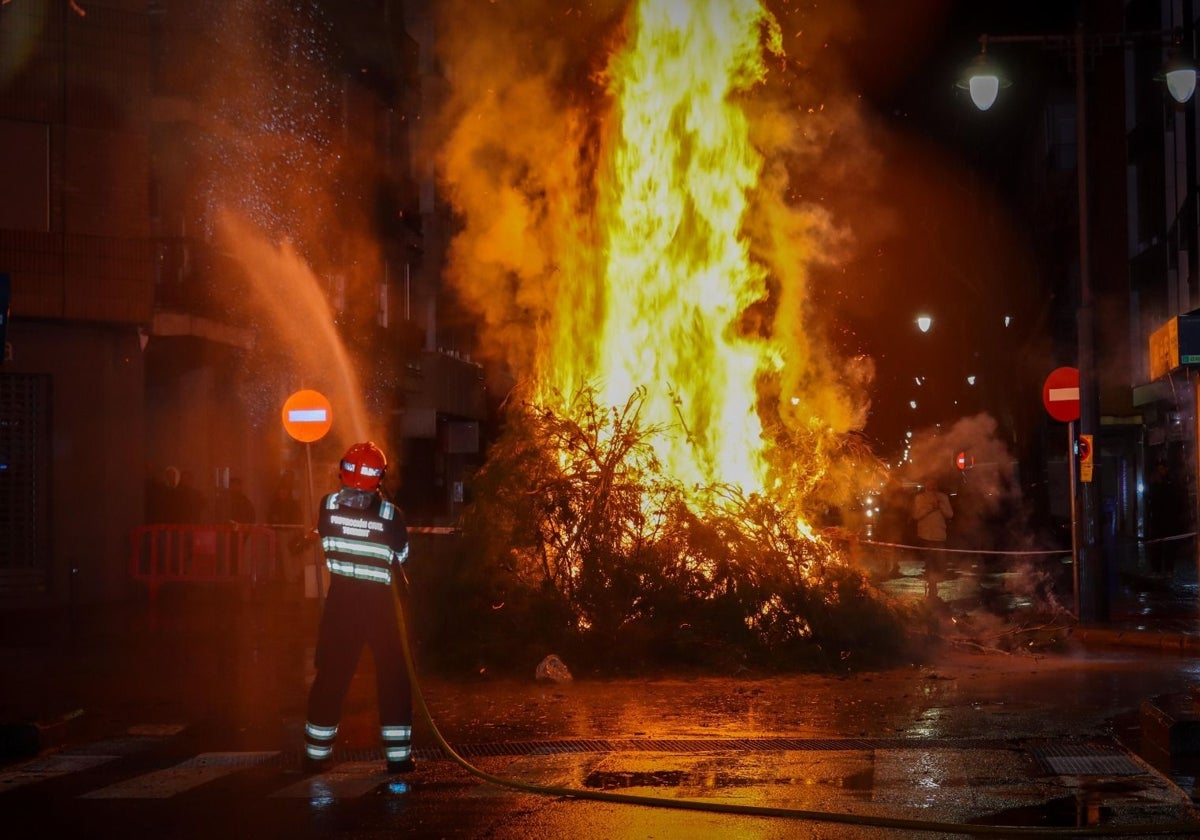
[438,388,931,676]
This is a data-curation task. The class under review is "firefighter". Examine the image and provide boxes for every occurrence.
[303,441,414,775]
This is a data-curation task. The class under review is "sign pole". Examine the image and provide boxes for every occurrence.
[1043,367,1082,618]
[281,389,334,602]
[1068,420,1079,618]
[305,441,323,601]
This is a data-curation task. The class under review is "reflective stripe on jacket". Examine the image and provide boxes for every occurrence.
[319,493,409,585]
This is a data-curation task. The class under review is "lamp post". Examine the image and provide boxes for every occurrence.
[959,23,1196,623]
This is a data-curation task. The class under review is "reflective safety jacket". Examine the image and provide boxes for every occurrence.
[318,491,409,585]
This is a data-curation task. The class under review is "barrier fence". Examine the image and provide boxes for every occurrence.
[128,523,462,604]
[128,524,279,605]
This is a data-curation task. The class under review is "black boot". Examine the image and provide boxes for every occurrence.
[387,757,416,774]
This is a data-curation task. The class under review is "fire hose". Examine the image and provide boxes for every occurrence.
[389,571,1200,837]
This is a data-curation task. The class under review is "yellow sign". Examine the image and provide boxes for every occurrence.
[1079,433,1094,483]
[1149,317,1179,381]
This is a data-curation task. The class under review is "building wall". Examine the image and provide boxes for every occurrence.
[142,329,295,529]
[1122,0,1200,557]
[0,1,476,608]
[0,1,154,606]
[3,319,145,605]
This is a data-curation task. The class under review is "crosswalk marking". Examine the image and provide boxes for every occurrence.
[126,723,187,737]
[5,736,1164,811]
[79,751,278,799]
[272,761,393,799]
[0,754,119,794]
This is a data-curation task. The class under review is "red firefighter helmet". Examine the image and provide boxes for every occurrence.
[339,441,387,491]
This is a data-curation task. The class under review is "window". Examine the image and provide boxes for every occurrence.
[0,374,52,593]
[0,120,50,232]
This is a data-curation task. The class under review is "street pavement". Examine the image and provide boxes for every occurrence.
[3,541,1200,837]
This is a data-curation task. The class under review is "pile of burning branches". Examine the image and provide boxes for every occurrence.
[441,387,927,675]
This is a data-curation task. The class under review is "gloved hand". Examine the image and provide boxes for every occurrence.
[288,529,318,554]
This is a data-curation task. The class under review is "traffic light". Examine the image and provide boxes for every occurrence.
[1078,434,1094,483]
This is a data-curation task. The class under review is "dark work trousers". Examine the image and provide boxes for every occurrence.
[918,538,946,600]
[305,574,412,762]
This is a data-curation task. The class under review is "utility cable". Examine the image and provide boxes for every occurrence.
[389,574,1200,837]
[858,538,1071,557]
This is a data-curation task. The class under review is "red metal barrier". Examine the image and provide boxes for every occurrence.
[129,524,277,604]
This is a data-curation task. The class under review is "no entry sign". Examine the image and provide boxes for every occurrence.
[1042,366,1080,423]
[282,389,333,443]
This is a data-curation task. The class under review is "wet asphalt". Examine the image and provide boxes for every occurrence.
[3,544,1200,837]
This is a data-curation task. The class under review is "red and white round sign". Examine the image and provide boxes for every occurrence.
[1042,366,1080,423]
[282,389,333,443]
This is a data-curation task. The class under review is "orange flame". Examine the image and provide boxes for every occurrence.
[439,0,871,518]
[544,1,782,498]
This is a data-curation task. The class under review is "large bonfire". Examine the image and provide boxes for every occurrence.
[435,0,908,670]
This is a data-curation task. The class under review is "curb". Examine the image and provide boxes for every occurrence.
[1072,627,1200,652]
[0,709,85,762]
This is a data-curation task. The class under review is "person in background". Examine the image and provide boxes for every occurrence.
[303,442,414,776]
[268,471,302,526]
[175,469,207,523]
[268,471,305,584]
[912,477,954,602]
[145,463,170,523]
[228,476,256,524]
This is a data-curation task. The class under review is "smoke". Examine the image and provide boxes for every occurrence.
[432,0,887,482]
[432,0,625,384]
[155,0,397,451]
[902,412,1073,621]
[431,0,1072,629]
[904,412,1018,531]
[215,211,374,448]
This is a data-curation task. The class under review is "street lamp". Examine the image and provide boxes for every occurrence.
[957,37,1008,111]
[958,23,1195,623]
[959,31,1197,110]
[916,315,932,333]
[1158,50,1199,103]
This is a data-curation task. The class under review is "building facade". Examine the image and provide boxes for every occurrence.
[0,0,485,608]
[1125,0,1200,559]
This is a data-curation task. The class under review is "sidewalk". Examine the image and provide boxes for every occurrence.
[1069,539,1200,646]
[865,531,1200,637]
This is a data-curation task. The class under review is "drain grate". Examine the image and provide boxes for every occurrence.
[1029,743,1144,776]
[65,736,166,757]
[409,736,1011,762]
[176,751,280,768]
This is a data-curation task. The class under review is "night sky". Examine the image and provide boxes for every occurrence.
[823,1,1097,463]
